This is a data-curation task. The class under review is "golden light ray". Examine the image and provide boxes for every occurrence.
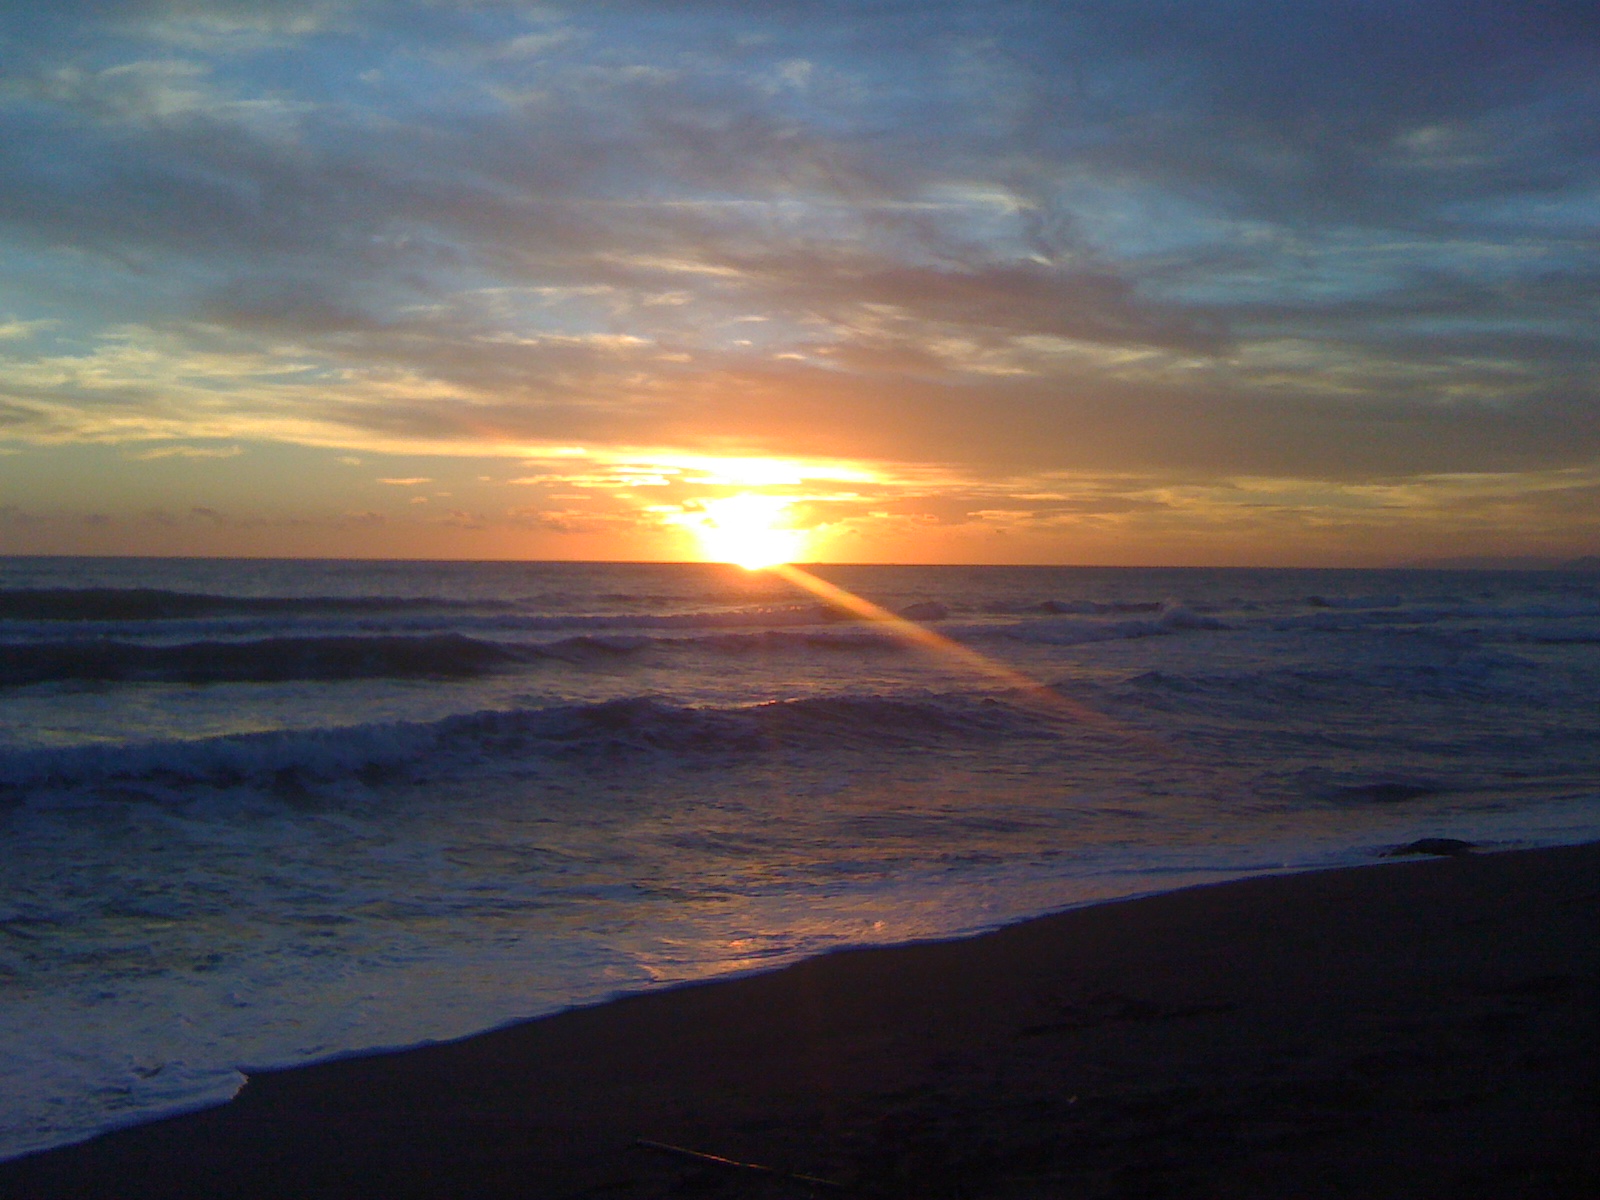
[769,562,1169,750]
[668,489,1165,749]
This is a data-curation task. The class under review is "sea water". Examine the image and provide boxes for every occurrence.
[2,558,1598,1159]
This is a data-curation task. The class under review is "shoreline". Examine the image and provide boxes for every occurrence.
[2,842,1597,1198]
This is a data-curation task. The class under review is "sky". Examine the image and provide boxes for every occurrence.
[1,0,1598,565]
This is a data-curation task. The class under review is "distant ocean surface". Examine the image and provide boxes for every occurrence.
[3,557,1599,1160]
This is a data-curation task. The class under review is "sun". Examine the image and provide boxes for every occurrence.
[675,493,806,569]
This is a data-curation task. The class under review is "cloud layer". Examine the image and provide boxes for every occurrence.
[1,0,1597,561]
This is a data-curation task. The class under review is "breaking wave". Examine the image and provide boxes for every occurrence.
[0,693,1044,797]
[0,634,523,686]
[0,588,492,622]
[0,607,1240,687]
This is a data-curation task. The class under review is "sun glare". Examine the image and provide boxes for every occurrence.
[676,493,806,569]
[647,454,877,488]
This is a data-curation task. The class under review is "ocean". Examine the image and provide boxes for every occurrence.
[2,557,1598,1161]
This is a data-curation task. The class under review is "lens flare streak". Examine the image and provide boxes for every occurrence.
[769,562,1163,746]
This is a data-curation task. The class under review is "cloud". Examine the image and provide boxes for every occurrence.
[127,442,242,459]
[506,506,647,535]
[0,0,1597,560]
[0,319,57,340]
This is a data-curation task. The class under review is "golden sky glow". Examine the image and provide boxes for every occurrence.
[1,3,1598,565]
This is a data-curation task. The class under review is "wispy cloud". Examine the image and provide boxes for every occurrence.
[0,0,1596,560]
[0,319,57,340]
[127,443,243,459]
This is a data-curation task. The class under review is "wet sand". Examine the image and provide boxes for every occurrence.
[2,843,1597,1199]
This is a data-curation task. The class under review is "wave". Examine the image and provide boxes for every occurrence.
[0,634,524,686]
[1501,628,1600,644]
[463,603,873,632]
[0,588,496,622]
[1000,606,1229,645]
[690,629,902,654]
[1033,599,1166,615]
[12,597,1589,690]
[0,623,932,686]
[0,599,875,642]
[0,694,1042,797]
[1006,594,1600,629]
[1300,594,1405,610]
[1113,637,1543,707]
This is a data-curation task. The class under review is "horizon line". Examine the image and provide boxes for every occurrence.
[2,552,1597,572]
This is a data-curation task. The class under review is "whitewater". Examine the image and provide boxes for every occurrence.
[2,557,1598,1161]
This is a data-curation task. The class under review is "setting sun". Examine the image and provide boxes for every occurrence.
[673,493,806,569]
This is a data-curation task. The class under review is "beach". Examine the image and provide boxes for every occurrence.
[7,0,1600,1190]
[2,841,1595,1199]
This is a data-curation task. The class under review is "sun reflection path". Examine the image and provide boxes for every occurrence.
[768,562,1172,752]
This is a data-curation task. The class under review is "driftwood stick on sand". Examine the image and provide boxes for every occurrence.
[634,1137,847,1190]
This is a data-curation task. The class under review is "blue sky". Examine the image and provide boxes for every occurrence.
[1,0,1598,563]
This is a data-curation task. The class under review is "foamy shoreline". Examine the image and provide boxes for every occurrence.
[3,841,1596,1198]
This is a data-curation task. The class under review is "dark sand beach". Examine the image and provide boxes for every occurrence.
[2,843,1596,1199]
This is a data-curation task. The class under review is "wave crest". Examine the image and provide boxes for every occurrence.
[0,694,1039,797]
[0,588,487,622]
[0,634,521,686]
